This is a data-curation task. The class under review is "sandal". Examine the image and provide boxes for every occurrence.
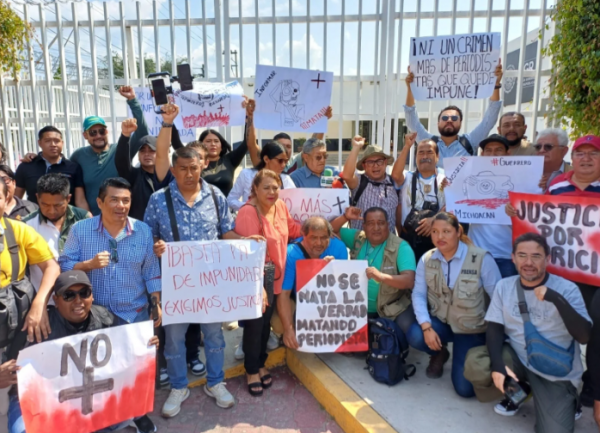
[260,373,272,389]
[247,381,263,396]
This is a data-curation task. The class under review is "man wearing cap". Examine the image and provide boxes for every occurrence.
[5,270,160,433]
[342,135,399,233]
[289,137,339,188]
[70,86,149,216]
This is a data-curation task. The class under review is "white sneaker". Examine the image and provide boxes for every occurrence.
[204,382,235,408]
[162,387,190,418]
[267,331,280,350]
[234,344,245,360]
[223,321,239,331]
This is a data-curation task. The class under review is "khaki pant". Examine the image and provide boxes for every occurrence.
[464,344,578,433]
[271,298,296,336]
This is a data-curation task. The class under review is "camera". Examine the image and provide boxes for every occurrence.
[148,64,194,112]
[504,376,530,406]
[422,200,439,213]
[462,171,514,200]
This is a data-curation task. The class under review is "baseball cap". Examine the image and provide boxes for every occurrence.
[138,135,157,151]
[53,270,92,296]
[479,134,510,151]
[572,135,600,152]
[82,116,107,132]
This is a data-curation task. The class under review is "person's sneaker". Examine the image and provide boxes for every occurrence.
[267,331,280,350]
[204,382,235,408]
[494,398,521,416]
[188,359,207,376]
[575,403,583,421]
[223,321,239,331]
[129,415,157,433]
[425,346,450,379]
[234,344,245,360]
[161,388,190,418]
[159,368,169,387]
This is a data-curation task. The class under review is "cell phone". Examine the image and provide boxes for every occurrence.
[177,64,193,91]
[504,376,529,406]
[151,78,169,106]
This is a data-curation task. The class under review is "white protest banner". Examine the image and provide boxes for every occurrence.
[161,240,266,325]
[295,259,368,353]
[278,188,350,223]
[17,321,155,433]
[254,65,333,133]
[178,81,246,128]
[409,32,501,100]
[444,156,544,224]
[128,87,196,142]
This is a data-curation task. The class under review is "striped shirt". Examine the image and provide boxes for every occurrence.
[59,216,161,323]
[350,174,400,233]
[547,171,600,197]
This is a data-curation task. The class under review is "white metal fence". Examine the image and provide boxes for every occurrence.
[0,0,555,169]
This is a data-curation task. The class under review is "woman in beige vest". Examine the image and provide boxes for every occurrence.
[407,212,501,398]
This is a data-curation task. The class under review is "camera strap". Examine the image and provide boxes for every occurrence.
[410,171,438,211]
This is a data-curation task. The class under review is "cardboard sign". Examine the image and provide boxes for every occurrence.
[254,65,333,133]
[278,188,350,223]
[409,32,501,100]
[510,192,600,286]
[178,81,246,128]
[161,240,266,325]
[295,260,369,353]
[129,87,196,141]
[444,156,544,224]
[17,321,155,433]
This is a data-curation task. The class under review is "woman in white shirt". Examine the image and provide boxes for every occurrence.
[227,142,296,211]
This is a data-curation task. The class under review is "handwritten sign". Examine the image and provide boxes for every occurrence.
[17,321,155,433]
[178,81,246,128]
[444,156,543,224]
[254,65,333,133]
[296,260,368,353]
[409,32,501,100]
[161,240,266,325]
[279,188,349,223]
[510,192,600,286]
[129,87,196,142]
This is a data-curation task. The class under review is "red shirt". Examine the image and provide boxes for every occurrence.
[547,171,600,197]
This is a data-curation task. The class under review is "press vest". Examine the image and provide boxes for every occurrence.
[351,231,412,319]
[423,245,488,334]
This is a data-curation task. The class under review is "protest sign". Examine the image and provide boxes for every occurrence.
[444,156,544,224]
[129,87,196,141]
[278,188,350,223]
[161,240,266,325]
[178,81,246,128]
[510,192,600,286]
[254,65,333,133]
[409,32,501,100]
[17,321,155,433]
[295,259,368,353]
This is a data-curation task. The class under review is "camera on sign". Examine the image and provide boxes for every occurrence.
[462,171,514,200]
[148,64,194,113]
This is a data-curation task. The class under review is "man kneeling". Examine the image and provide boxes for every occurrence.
[464,233,591,433]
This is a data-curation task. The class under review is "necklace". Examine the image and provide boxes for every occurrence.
[364,241,384,266]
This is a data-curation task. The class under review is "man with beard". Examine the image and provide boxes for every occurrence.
[23,173,91,292]
[464,233,591,432]
[70,86,148,216]
[404,63,503,168]
[496,112,536,156]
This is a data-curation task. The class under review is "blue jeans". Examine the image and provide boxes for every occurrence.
[165,322,224,389]
[112,306,150,326]
[407,317,486,398]
[8,394,24,433]
[494,258,518,279]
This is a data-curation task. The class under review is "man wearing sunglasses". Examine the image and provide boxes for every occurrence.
[289,137,339,188]
[5,270,160,433]
[70,86,149,217]
[530,128,572,190]
[404,62,503,168]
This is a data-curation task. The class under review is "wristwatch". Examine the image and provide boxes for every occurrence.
[161,121,174,128]
[494,84,502,89]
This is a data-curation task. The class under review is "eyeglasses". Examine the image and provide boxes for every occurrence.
[364,159,386,167]
[62,287,93,302]
[274,158,289,165]
[533,143,559,152]
[109,238,118,263]
[88,128,107,137]
[573,150,600,159]
[310,153,329,162]
[441,115,459,122]
[0,175,13,184]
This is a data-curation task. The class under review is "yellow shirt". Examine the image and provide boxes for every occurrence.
[1,218,54,288]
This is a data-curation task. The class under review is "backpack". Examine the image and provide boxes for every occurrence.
[351,174,399,207]
[366,317,415,386]
[429,134,474,156]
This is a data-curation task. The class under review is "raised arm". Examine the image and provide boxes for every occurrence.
[314,106,332,140]
[391,132,417,185]
[155,104,179,183]
[171,125,184,150]
[405,66,416,108]
[245,99,260,167]
[342,136,366,190]
[120,86,149,157]
[115,118,138,182]
[403,68,432,141]
[330,206,362,234]
[466,61,503,148]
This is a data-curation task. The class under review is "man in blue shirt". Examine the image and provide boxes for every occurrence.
[276,216,348,349]
[290,138,339,188]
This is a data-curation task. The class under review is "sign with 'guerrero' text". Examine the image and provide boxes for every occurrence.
[161,240,266,325]
[510,192,600,286]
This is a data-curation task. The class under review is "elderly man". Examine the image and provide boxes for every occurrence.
[533,128,571,189]
[392,134,446,261]
[496,112,536,156]
[404,63,503,168]
[464,234,591,432]
[0,166,37,220]
[275,216,349,349]
[289,137,339,188]
[342,136,399,233]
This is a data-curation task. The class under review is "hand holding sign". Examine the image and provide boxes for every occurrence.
[0,360,19,388]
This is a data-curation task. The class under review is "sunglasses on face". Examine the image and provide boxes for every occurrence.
[62,287,93,302]
[109,238,118,263]
[533,143,558,152]
[311,154,328,162]
[88,128,107,137]
[441,115,459,122]
[274,157,289,165]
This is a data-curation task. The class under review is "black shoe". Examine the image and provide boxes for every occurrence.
[188,358,207,376]
[494,398,520,417]
[580,384,594,408]
[129,415,157,433]
[425,347,450,379]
